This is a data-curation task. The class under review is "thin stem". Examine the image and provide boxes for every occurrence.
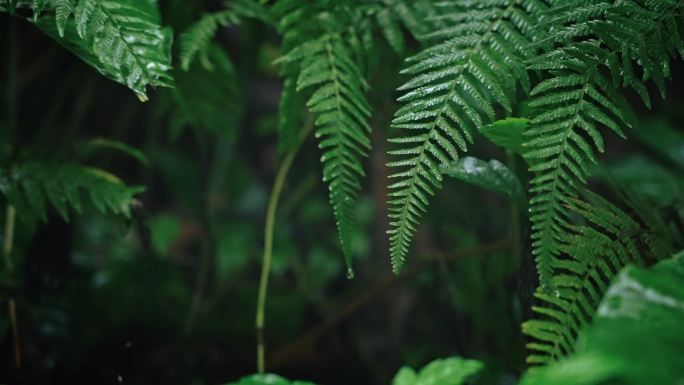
[4,205,20,370]
[256,122,313,374]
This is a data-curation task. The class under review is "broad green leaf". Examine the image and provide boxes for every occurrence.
[392,357,484,385]
[442,157,527,209]
[520,250,684,385]
[223,373,317,385]
[480,117,528,157]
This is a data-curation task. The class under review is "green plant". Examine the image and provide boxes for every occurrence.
[2,0,684,384]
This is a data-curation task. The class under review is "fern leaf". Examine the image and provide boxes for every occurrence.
[0,163,144,222]
[54,0,73,36]
[278,32,372,273]
[387,0,546,271]
[274,1,375,273]
[525,0,684,286]
[35,0,173,101]
[522,190,675,364]
[179,0,271,71]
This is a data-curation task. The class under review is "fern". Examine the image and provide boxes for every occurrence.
[0,163,144,222]
[522,189,676,365]
[179,0,270,71]
[276,4,372,272]
[1,0,174,100]
[524,0,684,286]
[387,0,547,271]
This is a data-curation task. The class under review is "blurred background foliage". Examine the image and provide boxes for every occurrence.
[1,1,684,384]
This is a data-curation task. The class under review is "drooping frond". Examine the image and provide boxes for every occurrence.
[387,0,547,271]
[524,0,684,286]
[523,54,633,285]
[273,0,388,273]
[522,190,676,365]
[179,0,270,71]
[277,26,372,274]
[32,0,173,101]
[0,163,144,222]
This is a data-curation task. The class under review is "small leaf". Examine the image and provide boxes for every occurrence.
[223,373,317,385]
[481,117,528,157]
[442,157,527,209]
[392,357,484,385]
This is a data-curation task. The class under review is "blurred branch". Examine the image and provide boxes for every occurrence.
[268,238,512,367]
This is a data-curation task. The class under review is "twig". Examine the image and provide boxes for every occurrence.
[268,238,512,367]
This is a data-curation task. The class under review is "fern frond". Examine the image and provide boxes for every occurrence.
[525,0,684,286]
[0,163,144,222]
[522,190,673,365]
[278,31,372,273]
[274,2,374,272]
[179,10,240,71]
[524,57,633,285]
[179,0,271,71]
[34,0,173,101]
[387,0,547,271]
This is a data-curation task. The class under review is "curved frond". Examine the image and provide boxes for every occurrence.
[274,2,374,273]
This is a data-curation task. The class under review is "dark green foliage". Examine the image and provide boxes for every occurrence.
[3,0,684,383]
[0,163,143,222]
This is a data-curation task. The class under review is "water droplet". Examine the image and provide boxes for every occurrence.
[346,267,355,279]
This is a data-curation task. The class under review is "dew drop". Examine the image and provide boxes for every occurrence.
[346,267,355,279]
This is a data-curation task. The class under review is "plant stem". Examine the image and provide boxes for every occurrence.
[4,205,20,370]
[256,122,313,374]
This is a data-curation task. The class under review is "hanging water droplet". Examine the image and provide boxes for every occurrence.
[346,267,355,279]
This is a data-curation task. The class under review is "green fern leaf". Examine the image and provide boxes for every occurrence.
[35,0,173,101]
[54,0,73,36]
[525,0,684,286]
[387,0,547,271]
[274,2,375,273]
[0,163,144,222]
[522,190,675,364]
[180,0,271,71]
